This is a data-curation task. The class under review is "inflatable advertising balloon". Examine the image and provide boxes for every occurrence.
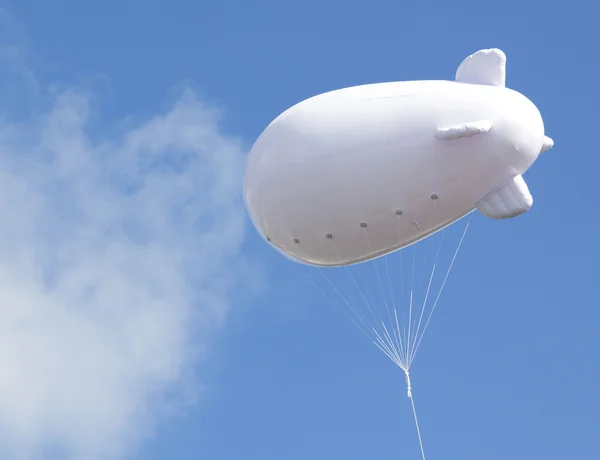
[243,48,553,459]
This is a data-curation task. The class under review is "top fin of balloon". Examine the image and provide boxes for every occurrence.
[455,48,506,87]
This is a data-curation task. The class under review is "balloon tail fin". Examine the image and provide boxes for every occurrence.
[476,174,533,219]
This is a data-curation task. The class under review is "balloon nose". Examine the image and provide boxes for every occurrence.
[540,136,554,153]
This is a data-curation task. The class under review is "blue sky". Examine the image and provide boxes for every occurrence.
[0,1,597,459]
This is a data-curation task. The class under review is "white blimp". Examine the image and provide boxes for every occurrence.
[243,48,554,267]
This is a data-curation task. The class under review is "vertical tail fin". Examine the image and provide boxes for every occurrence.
[456,48,506,87]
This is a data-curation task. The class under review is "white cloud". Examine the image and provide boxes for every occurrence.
[0,80,256,459]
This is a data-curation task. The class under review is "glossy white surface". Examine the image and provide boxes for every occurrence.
[243,49,552,266]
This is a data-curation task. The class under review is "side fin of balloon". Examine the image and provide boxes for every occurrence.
[455,48,506,87]
[435,120,492,140]
[475,174,533,219]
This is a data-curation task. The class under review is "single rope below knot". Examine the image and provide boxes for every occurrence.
[405,370,426,460]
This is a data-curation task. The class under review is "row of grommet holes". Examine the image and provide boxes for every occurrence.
[267,194,439,245]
